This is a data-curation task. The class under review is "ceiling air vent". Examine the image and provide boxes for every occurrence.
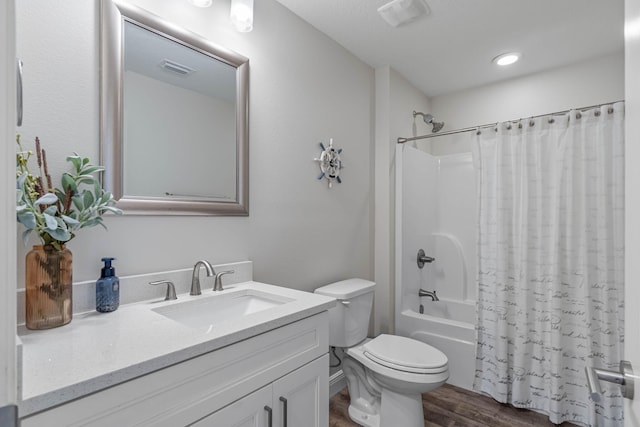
[159,59,196,76]
[378,0,430,28]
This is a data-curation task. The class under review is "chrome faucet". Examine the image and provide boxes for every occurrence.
[191,260,214,296]
[419,289,439,301]
[213,270,235,291]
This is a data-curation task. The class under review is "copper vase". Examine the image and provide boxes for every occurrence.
[25,245,73,330]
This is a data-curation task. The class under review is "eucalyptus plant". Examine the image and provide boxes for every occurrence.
[16,135,123,250]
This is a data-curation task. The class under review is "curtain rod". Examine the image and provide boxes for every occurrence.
[396,100,624,144]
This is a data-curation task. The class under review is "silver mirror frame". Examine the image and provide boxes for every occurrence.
[100,0,249,215]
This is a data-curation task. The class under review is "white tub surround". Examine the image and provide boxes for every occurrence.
[395,145,477,390]
[17,262,335,420]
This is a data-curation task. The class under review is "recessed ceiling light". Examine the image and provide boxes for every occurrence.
[493,52,521,66]
[188,0,212,8]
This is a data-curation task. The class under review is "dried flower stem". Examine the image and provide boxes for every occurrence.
[35,137,43,168]
[36,177,45,198]
[42,149,53,192]
[63,188,74,214]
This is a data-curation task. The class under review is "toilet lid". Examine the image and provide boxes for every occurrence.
[363,334,448,374]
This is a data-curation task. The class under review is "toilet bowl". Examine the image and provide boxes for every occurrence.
[315,279,449,427]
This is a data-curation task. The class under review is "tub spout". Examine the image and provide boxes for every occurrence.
[419,289,439,301]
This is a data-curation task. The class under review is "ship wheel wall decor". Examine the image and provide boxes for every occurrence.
[314,138,343,188]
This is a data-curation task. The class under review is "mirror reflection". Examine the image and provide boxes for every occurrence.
[123,22,237,201]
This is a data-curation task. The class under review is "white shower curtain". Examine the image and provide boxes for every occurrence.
[472,102,625,426]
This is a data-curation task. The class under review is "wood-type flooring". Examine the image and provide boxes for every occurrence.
[329,384,579,427]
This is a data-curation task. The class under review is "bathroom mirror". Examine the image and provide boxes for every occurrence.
[101,0,249,215]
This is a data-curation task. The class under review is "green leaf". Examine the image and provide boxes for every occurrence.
[43,213,58,230]
[61,214,79,224]
[94,181,103,197]
[55,216,67,229]
[99,205,123,215]
[46,227,71,242]
[17,172,28,190]
[66,155,82,172]
[80,217,101,229]
[83,190,94,208]
[17,211,36,229]
[21,229,33,246]
[77,174,98,183]
[35,193,58,206]
[44,205,58,216]
[72,194,84,211]
[61,173,77,193]
[101,191,113,204]
[79,165,103,175]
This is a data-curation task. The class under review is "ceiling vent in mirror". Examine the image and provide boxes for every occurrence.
[378,0,430,28]
[159,59,196,76]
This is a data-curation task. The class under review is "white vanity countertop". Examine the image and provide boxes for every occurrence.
[18,281,335,416]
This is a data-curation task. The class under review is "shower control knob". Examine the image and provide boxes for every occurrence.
[417,249,435,268]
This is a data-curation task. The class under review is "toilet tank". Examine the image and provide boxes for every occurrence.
[314,279,375,347]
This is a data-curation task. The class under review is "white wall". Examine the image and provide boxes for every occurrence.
[429,51,624,155]
[374,66,429,334]
[15,0,374,294]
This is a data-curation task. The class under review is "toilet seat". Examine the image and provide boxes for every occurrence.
[363,334,448,374]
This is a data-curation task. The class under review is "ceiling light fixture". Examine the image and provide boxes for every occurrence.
[230,0,254,32]
[378,0,430,28]
[188,0,212,8]
[493,52,521,66]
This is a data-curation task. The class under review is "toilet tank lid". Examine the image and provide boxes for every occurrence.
[314,278,375,299]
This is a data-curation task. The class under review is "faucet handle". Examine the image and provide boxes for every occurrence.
[149,280,177,301]
[213,270,235,292]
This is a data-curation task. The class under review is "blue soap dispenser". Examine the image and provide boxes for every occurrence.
[96,257,120,312]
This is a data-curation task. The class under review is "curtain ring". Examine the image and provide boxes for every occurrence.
[529,120,535,127]
[518,123,522,129]
[506,124,512,130]
[594,110,601,117]
[548,118,555,124]
[608,107,614,114]
[576,112,582,119]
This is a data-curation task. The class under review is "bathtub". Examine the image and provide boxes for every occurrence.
[396,298,476,390]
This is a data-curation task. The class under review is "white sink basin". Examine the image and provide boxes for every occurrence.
[152,289,294,333]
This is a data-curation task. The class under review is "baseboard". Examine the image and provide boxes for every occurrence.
[330,369,346,397]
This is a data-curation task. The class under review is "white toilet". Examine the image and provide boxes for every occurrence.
[315,278,448,427]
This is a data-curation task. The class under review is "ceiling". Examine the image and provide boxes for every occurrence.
[272,0,625,98]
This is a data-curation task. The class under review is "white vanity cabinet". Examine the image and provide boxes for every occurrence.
[20,312,330,427]
[193,355,328,427]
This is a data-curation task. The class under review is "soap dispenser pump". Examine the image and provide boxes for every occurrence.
[96,257,120,312]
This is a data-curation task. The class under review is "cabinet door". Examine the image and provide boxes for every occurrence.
[272,354,329,427]
[190,385,272,427]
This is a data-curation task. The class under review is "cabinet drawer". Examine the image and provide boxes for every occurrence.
[21,312,328,427]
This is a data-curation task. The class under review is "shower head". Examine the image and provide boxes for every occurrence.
[413,110,445,133]
[431,120,445,133]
